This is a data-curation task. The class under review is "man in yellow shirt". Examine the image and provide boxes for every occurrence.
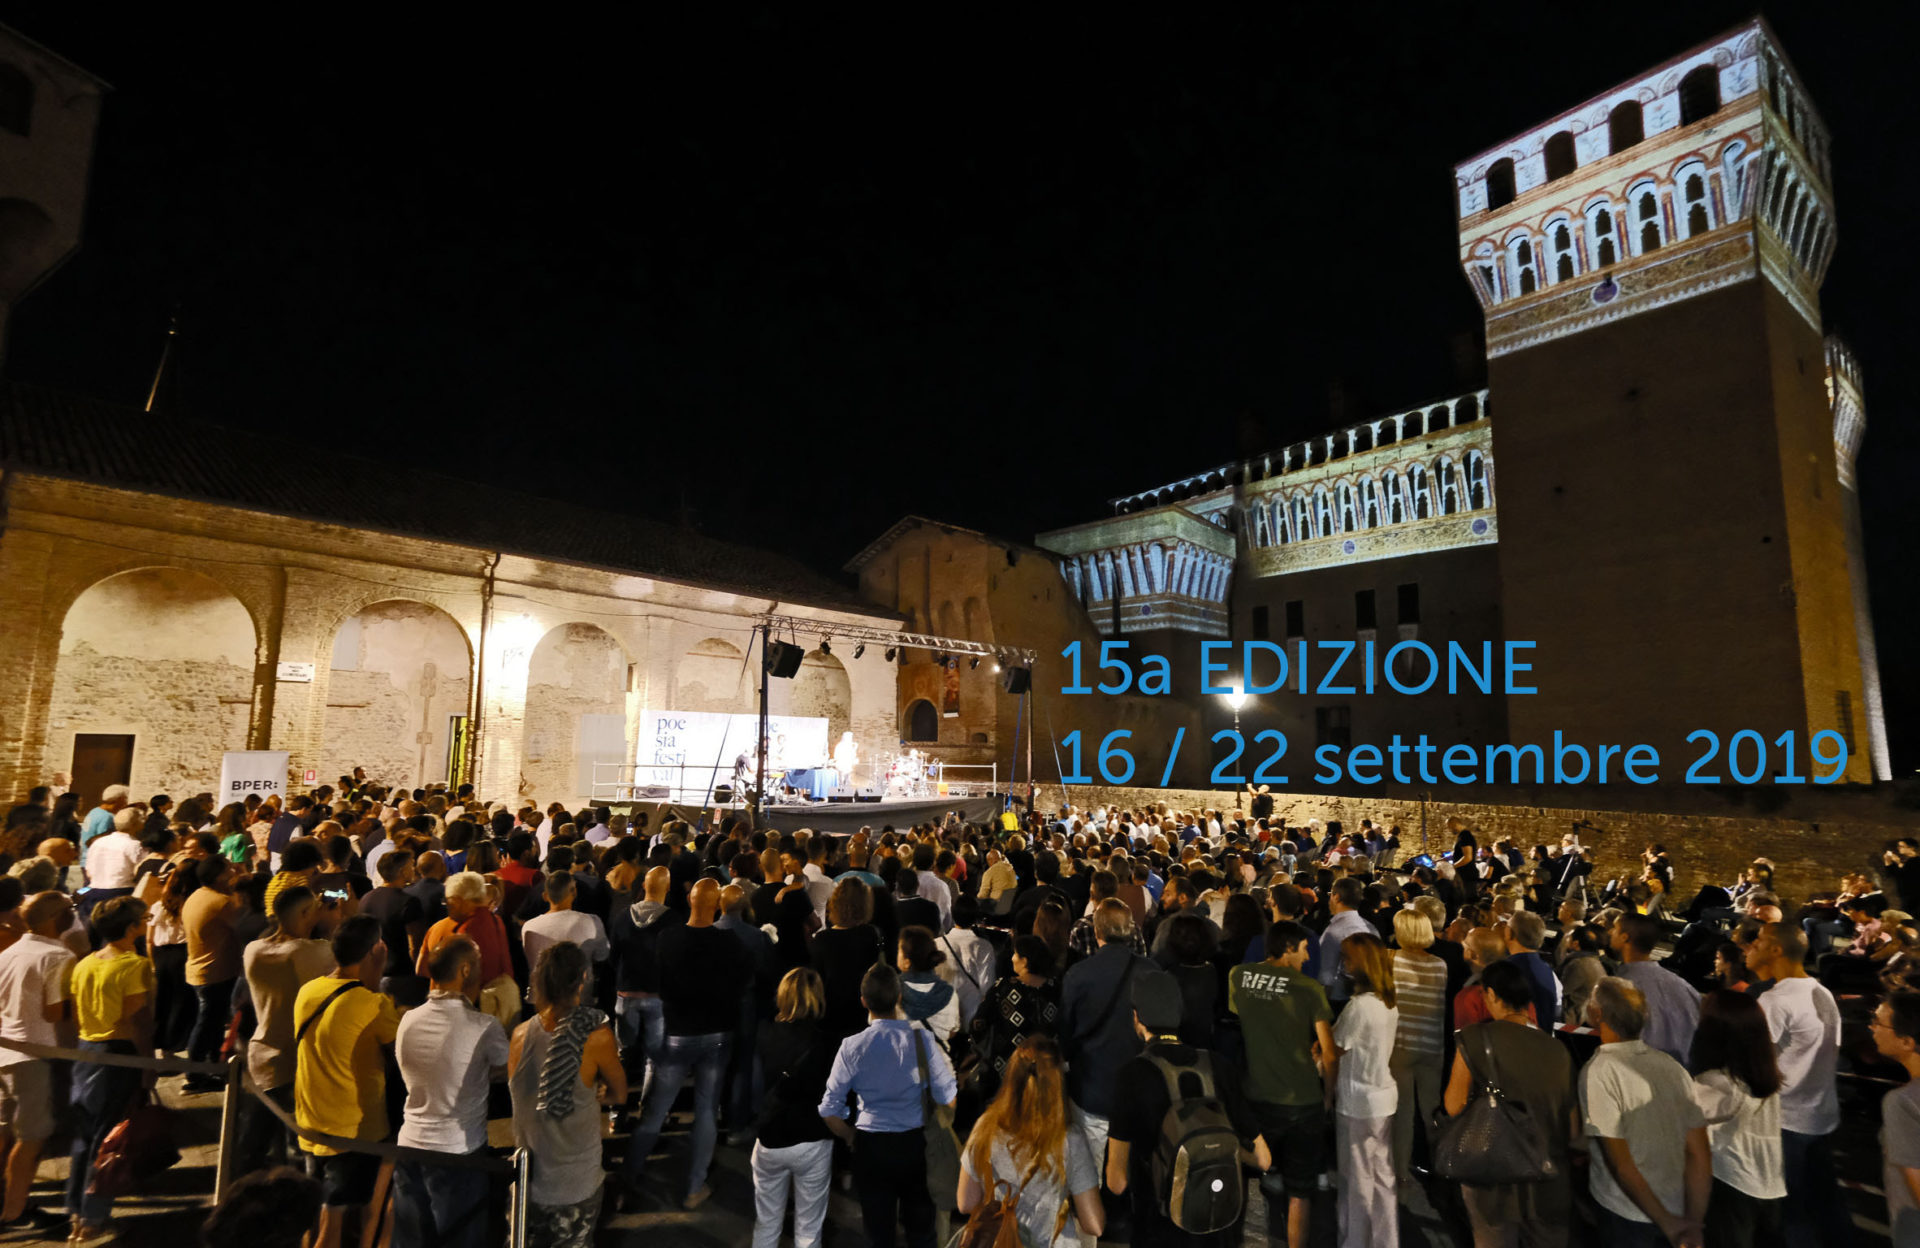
[293,914,401,1248]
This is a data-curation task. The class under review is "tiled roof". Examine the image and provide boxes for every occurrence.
[0,382,892,618]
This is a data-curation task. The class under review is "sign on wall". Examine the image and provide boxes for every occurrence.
[219,751,290,801]
[275,662,316,683]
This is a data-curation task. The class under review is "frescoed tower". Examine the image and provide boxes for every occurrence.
[1453,19,1881,781]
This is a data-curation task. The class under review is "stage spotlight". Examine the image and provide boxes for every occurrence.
[819,638,831,656]
[969,656,980,669]
[854,643,865,659]
[884,647,898,662]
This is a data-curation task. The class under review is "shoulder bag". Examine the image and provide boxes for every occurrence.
[916,1023,964,1212]
[1430,1025,1557,1185]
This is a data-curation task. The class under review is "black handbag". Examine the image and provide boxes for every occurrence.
[1430,1026,1558,1185]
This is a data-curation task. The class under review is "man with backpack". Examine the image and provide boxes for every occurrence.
[1106,972,1271,1248]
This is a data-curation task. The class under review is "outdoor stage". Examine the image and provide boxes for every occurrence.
[612,794,1008,835]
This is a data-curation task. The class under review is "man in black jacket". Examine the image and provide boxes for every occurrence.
[618,878,751,1212]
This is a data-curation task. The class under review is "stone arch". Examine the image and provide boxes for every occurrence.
[905,698,939,743]
[790,649,853,746]
[322,599,474,790]
[522,622,631,805]
[674,637,754,715]
[47,567,260,804]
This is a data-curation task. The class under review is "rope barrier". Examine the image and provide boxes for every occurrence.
[0,1036,225,1075]
[237,1068,516,1173]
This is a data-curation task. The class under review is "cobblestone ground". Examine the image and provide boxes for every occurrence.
[8,1073,1896,1248]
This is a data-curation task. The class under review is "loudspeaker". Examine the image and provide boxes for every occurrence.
[856,788,882,803]
[764,640,805,678]
[712,785,734,803]
[1002,665,1031,695]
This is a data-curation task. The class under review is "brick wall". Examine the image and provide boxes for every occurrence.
[43,649,252,798]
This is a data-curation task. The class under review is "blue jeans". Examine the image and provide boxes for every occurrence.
[188,978,235,1067]
[728,996,762,1129]
[68,1041,140,1225]
[616,995,665,1099]
[393,1154,492,1248]
[1782,1128,1851,1248]
[1597,1208,1666,1248]
[623,1031,728,1199]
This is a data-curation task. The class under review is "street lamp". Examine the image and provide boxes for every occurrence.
[1222,687,1247,735]
[1222,686,1249,812]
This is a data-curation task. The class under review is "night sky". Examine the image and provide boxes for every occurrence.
[7,5,1917,770]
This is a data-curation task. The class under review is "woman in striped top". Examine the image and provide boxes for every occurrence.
[1389,907,1448,1216]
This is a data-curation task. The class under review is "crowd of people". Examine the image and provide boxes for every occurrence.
[0,774,1916,1248]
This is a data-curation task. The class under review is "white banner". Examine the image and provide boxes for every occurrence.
[218,751,290,802]
[636,710,827,795]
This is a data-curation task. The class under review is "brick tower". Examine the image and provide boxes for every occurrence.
[1453,19,1882,782]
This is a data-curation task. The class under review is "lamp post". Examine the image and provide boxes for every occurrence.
[1223,686,1247,736]
[1222,687,1247,811]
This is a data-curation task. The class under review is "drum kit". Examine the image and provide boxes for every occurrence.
[882,748,937,798]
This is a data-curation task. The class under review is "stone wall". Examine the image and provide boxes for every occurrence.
[1030,781,1920,907]
[523,624,628,806]
[43,649,252,797]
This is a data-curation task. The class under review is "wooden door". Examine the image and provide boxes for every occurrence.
[70,734,135,811]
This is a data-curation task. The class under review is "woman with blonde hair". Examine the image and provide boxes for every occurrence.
[749,967,837,1248]
[1330,932,1399,1247]
[1388,908,1446,1217]
[956,1037,1104,1246]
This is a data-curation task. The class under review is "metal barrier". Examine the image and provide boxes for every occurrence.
[0,1036,531,1242]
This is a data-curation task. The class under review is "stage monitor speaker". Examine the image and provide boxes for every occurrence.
[856,788,882,803]
[764,640,805,678]
[1002,665,1032,695]
[712,785,733,803]
[827,787,856,803]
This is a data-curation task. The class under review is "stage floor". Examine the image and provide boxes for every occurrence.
[610,794,1006,834]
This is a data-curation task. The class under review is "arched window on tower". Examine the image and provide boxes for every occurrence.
[1588,203,1619,268]
[1546,217,1577,282]
[1720,140,1748,217]
[1679,65,1721,126]
[1362,478,1382,529]
[1510,236,1538,295]
[1631,182,1664,254]
[1486,159,1516,211]
[1609,101,1644,154]
[1313,487,1334,538]
[1267,501,1284,545]
[1338,483,1357,533]
[1466,451,1490,509]
[1544,131,1577,181]
[1292,495,1310,543]
[1678,164,1713,237]
[1438,458,1461,515]
[1383,471,1407,525]
[1410,465,1431,520]
[0,64,30,137]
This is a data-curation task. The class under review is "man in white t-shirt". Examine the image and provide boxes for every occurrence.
[520,873,608,988]
[1579,976,1710,1247]
[82,808,145,893]
[1748,921,1849,1248]
[0,893,76,1232]
[393,935,509,1247]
